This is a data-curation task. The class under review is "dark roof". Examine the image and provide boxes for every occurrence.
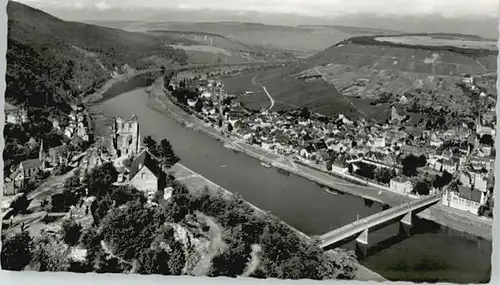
[127,149,163,180]
[457,186,481,203]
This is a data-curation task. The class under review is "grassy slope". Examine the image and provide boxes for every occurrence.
[6,1,186,106]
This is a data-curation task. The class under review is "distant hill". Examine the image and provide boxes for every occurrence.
[87,21,390,53]
[6,1,187,108]
[306,35,497,76]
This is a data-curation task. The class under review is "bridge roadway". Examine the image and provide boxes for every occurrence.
[319,194,442,248]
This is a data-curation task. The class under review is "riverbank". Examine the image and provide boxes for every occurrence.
[149,76,492,241]
[167,163,386,282]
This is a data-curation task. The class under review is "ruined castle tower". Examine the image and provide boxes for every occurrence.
[111,114,140,159]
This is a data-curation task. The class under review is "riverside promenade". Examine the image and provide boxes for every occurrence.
[148,76,492,241]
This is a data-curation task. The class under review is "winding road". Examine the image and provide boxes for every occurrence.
[252,75,275,112]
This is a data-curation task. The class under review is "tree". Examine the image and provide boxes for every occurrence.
[61,220,82,246]
[375,168,392,184]
[84,162,118,197]
[355,162,375,180]
[402,155,419,177]
[479,134,494,146]
[227,123,234,132]
[100,200,164,261]
[143,136,157,153]
[167,242,186,275]
[64,175,84,194]
[32,233,70,272]
[50,188,79,213]
[157,139,180,169]
[417,155,427,167]
[413,181,430,196]
[194,100,204,112]
[10,193,31,215]
[1,231,34,271]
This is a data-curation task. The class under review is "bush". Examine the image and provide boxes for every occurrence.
[61,220,83,246]
[1,231,34,271]
[10,193,31,215]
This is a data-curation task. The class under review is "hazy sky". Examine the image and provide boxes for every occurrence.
[17,0,499,17]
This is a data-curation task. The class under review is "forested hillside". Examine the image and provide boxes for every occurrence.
[6,1,187,108]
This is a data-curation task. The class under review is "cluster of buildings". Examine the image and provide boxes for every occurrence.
[59,104,92,143]
[3,103,92,196]
[168,74,495,217]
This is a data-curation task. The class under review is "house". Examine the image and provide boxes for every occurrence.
[373,137,386,148]
[236,128,254,141]
[9,158,43,190]
[3,178,17,196]
[476,124,495,137]
[5,103,28,125]
[442,186,481,215]
[390,177,413,194]
[429,133,443,147]
[126,149,167,196]
[462,75,474,85]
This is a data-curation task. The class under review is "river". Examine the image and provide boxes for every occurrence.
[93,86,492,283]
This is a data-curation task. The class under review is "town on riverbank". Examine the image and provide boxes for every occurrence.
[151,69,494,240]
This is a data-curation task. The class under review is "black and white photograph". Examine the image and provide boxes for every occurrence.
[1,0,497,283]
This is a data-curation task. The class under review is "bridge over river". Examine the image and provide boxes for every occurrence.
[319,194,442,256]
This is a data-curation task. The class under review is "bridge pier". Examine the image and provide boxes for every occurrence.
[401,211,412,226]
[355,229,369,259]
[355,241,369,260]
[399,211,413,236]
[356,229,369,245]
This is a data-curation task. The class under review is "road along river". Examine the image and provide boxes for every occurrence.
[92,85,492,283]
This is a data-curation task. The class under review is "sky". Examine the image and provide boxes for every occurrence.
[17,0,499,17]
